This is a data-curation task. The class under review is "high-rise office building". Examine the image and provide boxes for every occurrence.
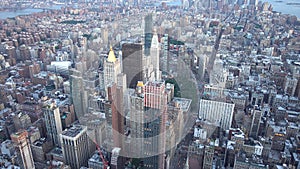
[43,101,62,147]
[104,47,121,98]
[69,68,86,118]
[106,83,124,149]
[11,130,35,169]
[128,80,167,169]
[122,43,143,88]
[126,83,145,157]
[60,125,90,169]
[144,81,167,110]
[209,58,228,89]
[199,99,235,130]
[144,14,153,56]
[249,107,263,139]
[144,81,167,169]
[122,28,160,88]
[150,30,161,81]
[69,47,99,118]
[101,27,109,47]
[161,34,169,73]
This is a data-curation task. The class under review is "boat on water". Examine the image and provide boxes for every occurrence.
[286,3,300,6]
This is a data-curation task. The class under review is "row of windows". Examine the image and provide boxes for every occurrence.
[62,134,86,146]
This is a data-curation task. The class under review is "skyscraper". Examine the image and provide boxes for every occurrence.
[209,58,228,89]
[250,107,263,139]
[60,125,90,169]
[150,30,161,81]
[143,81,167,169]
[104,47,121,98]
[69,68,86,118]
[127,82,145,157]
[69,47,100,119]
[161,34,169,73]
[43,101,62,147]
[101,27,109,47]
[106,83,124,150]
[144,14,153,56]
[122,43,143,89]
[128,80,167,169]
[11,130,35,169]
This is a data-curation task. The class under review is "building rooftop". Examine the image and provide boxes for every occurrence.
[61,125,86,138]
[89,152,104,164]
[144,80,165,87]
[32,137,47,147]
[244,139,263,147]
[48,147,63,157]
[172,97,192,112]
[10,130,28,141]
[229,128,245,140]
[236,153,265,167]
[227,140,236,150]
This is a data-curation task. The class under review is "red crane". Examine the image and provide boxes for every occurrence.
[92,139,109,169]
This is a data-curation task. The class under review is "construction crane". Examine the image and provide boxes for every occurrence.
[92,139,109,169]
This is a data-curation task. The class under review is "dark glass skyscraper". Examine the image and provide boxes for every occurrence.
[144,13,153,56]
[122,43,143,89]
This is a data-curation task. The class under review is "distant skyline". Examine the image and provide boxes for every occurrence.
[0,0,299,19]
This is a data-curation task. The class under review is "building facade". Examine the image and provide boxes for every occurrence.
[60,125,90,169]
[43,101,62,146]
[11,130,35,169]
[104,47,121,97]
[199,99,235,130]
[122,43,144,89]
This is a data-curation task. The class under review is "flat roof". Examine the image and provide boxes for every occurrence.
[173,97,192,112]
[61,125,86,138]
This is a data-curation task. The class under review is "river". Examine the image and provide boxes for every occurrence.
[156,0,300,18]
[0,5,63,20]
[0,1,299,20]
[267,0,300,18]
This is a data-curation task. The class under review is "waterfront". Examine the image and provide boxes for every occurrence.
[0,5,62,20]
[0,8,44,19]
[267,0,300,18]
[0,1,299,20]
[156,0,300,18]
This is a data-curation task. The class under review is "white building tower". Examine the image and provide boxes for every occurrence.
[150,29,161,81]
[104,47,121,97]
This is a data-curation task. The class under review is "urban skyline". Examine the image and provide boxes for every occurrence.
[0,0,299,169]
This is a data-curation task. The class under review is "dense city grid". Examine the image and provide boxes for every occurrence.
[0,0,299,169]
